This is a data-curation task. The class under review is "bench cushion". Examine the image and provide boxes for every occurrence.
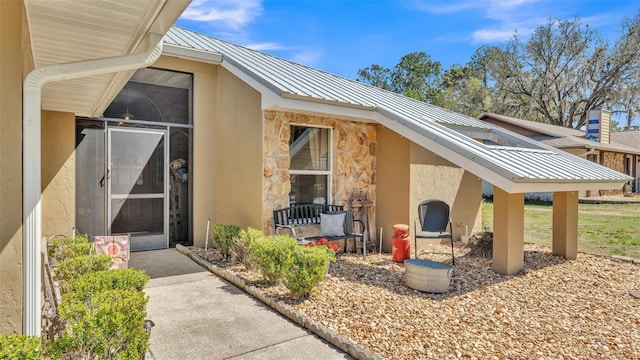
[320,213,346,237]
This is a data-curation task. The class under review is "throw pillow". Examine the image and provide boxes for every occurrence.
[320,213,346,237]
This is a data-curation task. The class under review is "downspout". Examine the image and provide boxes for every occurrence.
[578,147,595,157]
[22,33,163,336]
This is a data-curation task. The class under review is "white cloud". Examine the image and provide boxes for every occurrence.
[411,0,482,14]
[244,42,287,51]
[413,0,556,44]
[290,50,321,67]
[472,29,518,42]
[180,0,263,30]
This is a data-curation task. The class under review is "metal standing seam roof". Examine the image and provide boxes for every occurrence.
[163,26,632,189]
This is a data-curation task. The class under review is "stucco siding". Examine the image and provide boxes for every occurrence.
[375,127,410,252]
[214,68,263,233]
[0,0,27,334]
[41,111,75,237]
[409,144,482,242]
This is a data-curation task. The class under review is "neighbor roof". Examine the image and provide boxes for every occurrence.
[162,26,631,193]
[611,130,640,150]
[479,113,640,155]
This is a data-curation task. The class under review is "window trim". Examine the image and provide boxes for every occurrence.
[289,123,333,205]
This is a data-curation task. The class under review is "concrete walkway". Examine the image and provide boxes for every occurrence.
[130,248,350,360]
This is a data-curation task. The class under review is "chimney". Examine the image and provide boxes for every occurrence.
[586,109,611,144]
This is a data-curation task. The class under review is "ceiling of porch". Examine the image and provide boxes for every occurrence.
[23,0,189,117]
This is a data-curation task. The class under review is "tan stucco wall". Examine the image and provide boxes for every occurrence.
[153,56,218,247]
[375,128,482,253]
[213,68,263,232]
[409,143,482,243]
[375,127,410,252]
[0,0,27,334]
[262,111,377,240]
[41,111,75,237]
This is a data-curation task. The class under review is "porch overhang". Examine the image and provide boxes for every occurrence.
[24,0,190,117]
[22,0,190,336]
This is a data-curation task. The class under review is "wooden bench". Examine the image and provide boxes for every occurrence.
[273,204,366,252]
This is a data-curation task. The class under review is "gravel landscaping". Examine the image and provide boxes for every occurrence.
[187,242,639,359]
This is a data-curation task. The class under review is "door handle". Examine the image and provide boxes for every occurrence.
[99,169,110,187]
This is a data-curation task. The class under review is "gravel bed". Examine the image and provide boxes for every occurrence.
[189,244,639,359]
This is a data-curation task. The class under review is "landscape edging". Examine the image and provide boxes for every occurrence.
[176,244,383,360]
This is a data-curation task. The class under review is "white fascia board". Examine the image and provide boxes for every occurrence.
[162,43,223,64]
[508,180,626,193]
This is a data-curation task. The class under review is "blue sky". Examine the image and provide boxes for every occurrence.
[175,0,639,80]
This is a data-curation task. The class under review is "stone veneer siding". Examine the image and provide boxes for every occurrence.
[600,151,625,195]
[262,111,376,241]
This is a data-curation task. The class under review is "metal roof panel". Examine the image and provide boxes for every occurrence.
[163,27,632,188]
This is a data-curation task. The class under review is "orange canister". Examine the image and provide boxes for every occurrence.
[392,224,410,263]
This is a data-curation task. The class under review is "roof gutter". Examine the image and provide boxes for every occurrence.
[22,33,163,336]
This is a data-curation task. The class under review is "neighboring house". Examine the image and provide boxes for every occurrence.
[611,129,640,192]
[479,112,640,199]
[1,1,631,336]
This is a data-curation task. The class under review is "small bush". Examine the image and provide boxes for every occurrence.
[210,224,241,260]
[233,228,264,265]
[55,254,113,286]
[65,269,149,304]
[49,235,92,261]
[283,246,330,298]
[0,334,42,360]
[53,290,149,360]
[248,235,297,284]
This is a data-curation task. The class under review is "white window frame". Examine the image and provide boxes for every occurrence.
[289,123,333,204]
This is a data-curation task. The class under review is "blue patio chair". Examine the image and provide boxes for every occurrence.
[414,199,455,265]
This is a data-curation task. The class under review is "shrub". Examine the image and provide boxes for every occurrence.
[233,228,264,265]
[55,254,113,286]
[65,269,149,304]
[248,235,297,284]
[53,290,149,360]
[210,224,241,260]
[282,246,330,298]
[49,235,92,261]
[0,334,42,360]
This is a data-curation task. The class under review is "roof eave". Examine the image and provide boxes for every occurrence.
[90,1,191,116]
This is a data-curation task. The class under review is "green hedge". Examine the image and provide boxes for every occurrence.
[0,334,42,360]
[233,228,264,265]
[55,254,113,285]
[210,224,241,260]
[48,235,92,261]
[283,246,330,298]
[248,234,298,284]
[65,269,149,304]
[53,290,149,360]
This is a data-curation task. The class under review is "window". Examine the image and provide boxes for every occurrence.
[289,125,331,204]
[103,68,192,125]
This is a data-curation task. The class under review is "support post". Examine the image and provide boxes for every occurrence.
[552,191,578,260]
[492,187,524,275]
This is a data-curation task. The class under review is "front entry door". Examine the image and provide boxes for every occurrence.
[108,128,168,251]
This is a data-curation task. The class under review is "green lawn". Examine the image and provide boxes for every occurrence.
[482,199,640,259]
